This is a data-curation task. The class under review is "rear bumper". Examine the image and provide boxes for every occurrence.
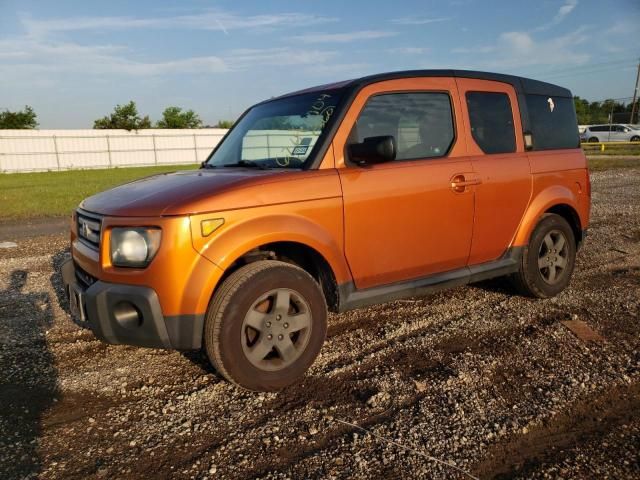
[62,258,203,350]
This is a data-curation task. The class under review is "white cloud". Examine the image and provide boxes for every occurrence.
[451,45,495,54]
[302,62,371,77]
[605,17,640,36]
[386,47,431,55]
[226,48,337,69]
[501,31,535,53]
[555,0,579,22]
[391,17,452,25]
[534,0,578,31]
[449,27,590,70]
[0,11,343,84]
[20,11,337,37]
[290,30,397,44]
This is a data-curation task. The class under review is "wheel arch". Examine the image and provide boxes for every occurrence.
[192,214,351,313]
[544,203,583,247]
[221,241,342,312]
[514,185,583,247]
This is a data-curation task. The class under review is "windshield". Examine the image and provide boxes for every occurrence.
[205,90,344,169]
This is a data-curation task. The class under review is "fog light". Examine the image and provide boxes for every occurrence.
[113,302,142,329]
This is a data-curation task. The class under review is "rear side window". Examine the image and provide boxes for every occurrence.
[466,92,516,154]
[526,95,579,150]
[350,92,455,161]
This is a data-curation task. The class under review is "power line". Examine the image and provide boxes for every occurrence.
[525,57,637,78]
[542,63,637,80]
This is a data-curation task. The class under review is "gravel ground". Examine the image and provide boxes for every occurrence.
[1,168,638,480]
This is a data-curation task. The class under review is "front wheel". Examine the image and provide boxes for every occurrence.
[509,214,576,298]
[631,136,640,142]
[204,260,327,391]
[588,137,599,143]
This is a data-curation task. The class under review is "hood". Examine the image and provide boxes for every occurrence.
[80,169,284,217]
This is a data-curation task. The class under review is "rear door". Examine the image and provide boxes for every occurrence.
[455,78,532,265]
[334,77,475,289]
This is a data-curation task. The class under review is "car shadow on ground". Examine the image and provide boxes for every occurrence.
[50,250,71,315]
[181,349,219,376]
[469,276,516,295]
[0,269,58,480]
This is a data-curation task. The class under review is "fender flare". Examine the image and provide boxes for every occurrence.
[192,213,351,286]
[513,185,580,246]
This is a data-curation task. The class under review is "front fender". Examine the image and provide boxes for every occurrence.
[513,184,580,246]
[189,200,351,285]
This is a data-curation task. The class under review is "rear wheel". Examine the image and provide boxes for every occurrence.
[204,260,327,391]
[509,214,576,298]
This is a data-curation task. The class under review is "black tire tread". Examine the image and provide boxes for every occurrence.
[204,260,321,389]
[509,213,575,298]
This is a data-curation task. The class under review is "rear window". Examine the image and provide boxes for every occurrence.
[466,92,516,154]
[526,95,579,150]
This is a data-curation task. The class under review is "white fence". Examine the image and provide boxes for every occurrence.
[0,129,229,173]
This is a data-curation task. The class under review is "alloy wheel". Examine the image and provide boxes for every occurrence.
[241,288,312,371]
[537,229,569,285]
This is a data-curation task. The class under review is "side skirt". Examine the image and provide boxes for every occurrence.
[337,247,523,313]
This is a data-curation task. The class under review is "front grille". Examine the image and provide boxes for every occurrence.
[77,209,102,250]
[74,264,97,289]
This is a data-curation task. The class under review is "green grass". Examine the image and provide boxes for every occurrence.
[587,156,640,171]
[582,144,640,156]
[0,164,197,220]
[1,157,639,220]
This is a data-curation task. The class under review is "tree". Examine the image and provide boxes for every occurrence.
[93,101,151,130]
[573,97,636,125]
[0,106,38,129]
[215,120,234,128]
[156,106,203,129]
[573,96,590,125]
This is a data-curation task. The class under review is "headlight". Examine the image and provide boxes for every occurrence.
[110,228,161,268]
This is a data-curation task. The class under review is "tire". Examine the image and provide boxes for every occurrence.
[509,214,576,298]
[588,137,599,143]
[203,260,327,391]
[631,136,640,142]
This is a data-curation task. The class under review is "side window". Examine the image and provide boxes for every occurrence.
[525,94,579,149]
[349,92,455,161]
[466,92,516,154]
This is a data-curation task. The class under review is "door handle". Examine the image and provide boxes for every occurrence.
[450,174,481,193]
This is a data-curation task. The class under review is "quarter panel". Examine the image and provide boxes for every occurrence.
[512,177,585,246]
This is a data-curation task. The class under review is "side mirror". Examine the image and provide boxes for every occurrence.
[348,135,396,166]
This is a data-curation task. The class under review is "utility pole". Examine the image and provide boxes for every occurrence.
[630,59,640,124]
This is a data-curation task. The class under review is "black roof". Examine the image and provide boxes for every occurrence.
[283,69,573,99]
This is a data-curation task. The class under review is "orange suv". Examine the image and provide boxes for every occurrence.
[62,70,590,391]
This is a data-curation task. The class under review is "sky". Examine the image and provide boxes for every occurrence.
[0,0,638,128]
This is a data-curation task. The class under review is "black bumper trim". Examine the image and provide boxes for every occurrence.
[61,259,204,350]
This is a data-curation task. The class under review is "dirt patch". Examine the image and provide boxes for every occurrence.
[475,383,640,479]
[0,168,639,479]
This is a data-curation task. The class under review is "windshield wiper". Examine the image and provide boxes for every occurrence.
[222,160,270,170]
[201,162,221,169]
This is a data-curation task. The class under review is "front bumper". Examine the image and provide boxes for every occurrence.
[61,259,203,350]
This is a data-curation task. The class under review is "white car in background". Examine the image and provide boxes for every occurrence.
[581,124,640,143]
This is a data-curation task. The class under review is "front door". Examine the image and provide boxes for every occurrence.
[334,78,475,290]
